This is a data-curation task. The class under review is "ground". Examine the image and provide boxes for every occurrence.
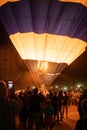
[16,105,79,130]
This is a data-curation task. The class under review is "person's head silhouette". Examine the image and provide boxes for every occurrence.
[0,80,7,98]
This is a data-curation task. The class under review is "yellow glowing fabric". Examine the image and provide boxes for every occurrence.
[10,32,86,65]
[59,0,87,7]
[0,0,20,6]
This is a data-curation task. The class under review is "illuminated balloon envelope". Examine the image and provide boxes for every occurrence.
[0,0,20,6]
[0,0,87,86]
[59,0,87,7]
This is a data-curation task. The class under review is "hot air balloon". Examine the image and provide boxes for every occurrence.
[0,0,87,88]
[0,0,20,7]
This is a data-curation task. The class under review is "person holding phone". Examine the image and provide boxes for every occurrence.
[0,80,22,130]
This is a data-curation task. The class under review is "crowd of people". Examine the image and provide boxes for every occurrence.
[18,86,71,130]
[0,80,87,130]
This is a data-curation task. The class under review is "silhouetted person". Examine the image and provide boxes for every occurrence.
[51,91,59,122]
[28,88,43,130]
[19,92,29,128]
[62,91,69,118]
[75,99,87,130]
[43,99,54,130]
[57,90,63,121]
[0,80,22,130]
[78,89,87,118]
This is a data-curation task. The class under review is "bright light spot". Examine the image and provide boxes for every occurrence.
[38,61,48,71]
[32,86,36,89]
[77,83,83,88]
[64,87,67,90]
[55,86,58,89]
[77,84,80,88]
